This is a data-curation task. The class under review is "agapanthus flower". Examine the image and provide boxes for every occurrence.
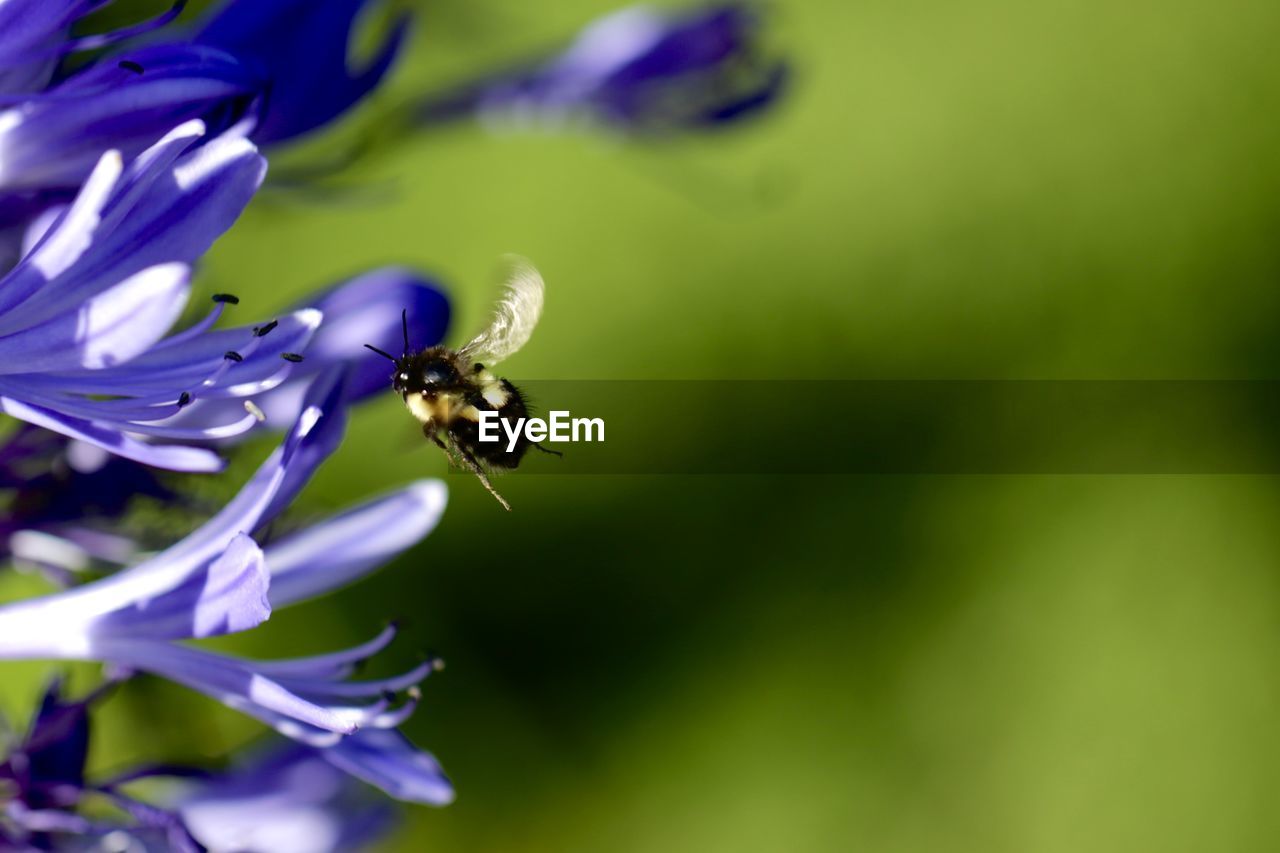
[0,1,463,849]
[414,3,787,136]
[176,740,399,852]
[0,1,188,95]
[0,43,261,194]
[1,684,437,850]
[0,120,321,472]
[0,425,164,583]
[0,0,410,201]
[171,265,450,433]
[0,677,205,850]
[0,1,790,847]
[190,0,410,145]
[0,103,452,475]
[0,372,451,843]
[0,264,450,594]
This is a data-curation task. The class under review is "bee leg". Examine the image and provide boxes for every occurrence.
[454,444,512,512]
[426,431,465,470]
[435,438,476,479]
[532,442,563,458]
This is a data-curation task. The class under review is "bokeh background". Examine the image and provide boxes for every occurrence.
[7,0,1280,850]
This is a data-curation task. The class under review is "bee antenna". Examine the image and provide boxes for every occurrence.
[364,343,397,362]
[401,308,410,355]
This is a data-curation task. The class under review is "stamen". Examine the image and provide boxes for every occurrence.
[253,319,278,337]
[281,352,305,363]
[177,392,191,408]
[244,400,266,422]
[223,350,244,362]
[118,60,145,74]
[212,293,240,305]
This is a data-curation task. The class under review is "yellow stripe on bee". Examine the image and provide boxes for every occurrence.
[405,392,459,426]
[480,380,509,408]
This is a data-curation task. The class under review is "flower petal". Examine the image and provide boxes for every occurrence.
[0,145,127,316]
[0,1,85,93]
[0,395,223,473]
[46,308,321,396]
[0,378,347,656]
[319,729,454,805]
[265,480,447,608]
[0,44,261,191]
[179,742,395,853]
[301,267,450,405]
[250,624,397,680]
[0,262,190,374]
[96,639,360,735]
[92,533,270,641]
[0,123,265,336]
[414,3,787,135]
[135,369,348,577]
[194,0,409,143]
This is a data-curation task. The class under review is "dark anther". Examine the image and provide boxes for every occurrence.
[212,293,240,305]
[223,350,244,362]
[281,352,304,363]
[253,319,278,337]
[177,392,191,407]
[118,60,144,74]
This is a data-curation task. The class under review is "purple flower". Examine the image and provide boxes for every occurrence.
[415,3,788,135]
[0,426,165,584]
[192,0,411,145]
[171,266,451,432]
[0,372,452,806]
[3,703,429,851]
[0,1,492,846]
[177,741,398,852]
[0,0,412,199]
[0,1,187,95]
[0,678,203,851]
[0,43,262,193]
[0,264,451,591]
[0,121,328,472]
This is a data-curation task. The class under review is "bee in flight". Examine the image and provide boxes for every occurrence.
[365,257,555,510]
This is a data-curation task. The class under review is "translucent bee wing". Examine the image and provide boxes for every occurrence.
[458,256,544,368]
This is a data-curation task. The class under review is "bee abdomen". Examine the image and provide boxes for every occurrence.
[455,380,529,468]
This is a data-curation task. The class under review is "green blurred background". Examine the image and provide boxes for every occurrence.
[10,0,1280,849]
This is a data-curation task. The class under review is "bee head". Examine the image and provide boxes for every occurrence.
[393,354,461,394]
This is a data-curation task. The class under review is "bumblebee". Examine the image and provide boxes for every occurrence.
[365,257,552,510]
